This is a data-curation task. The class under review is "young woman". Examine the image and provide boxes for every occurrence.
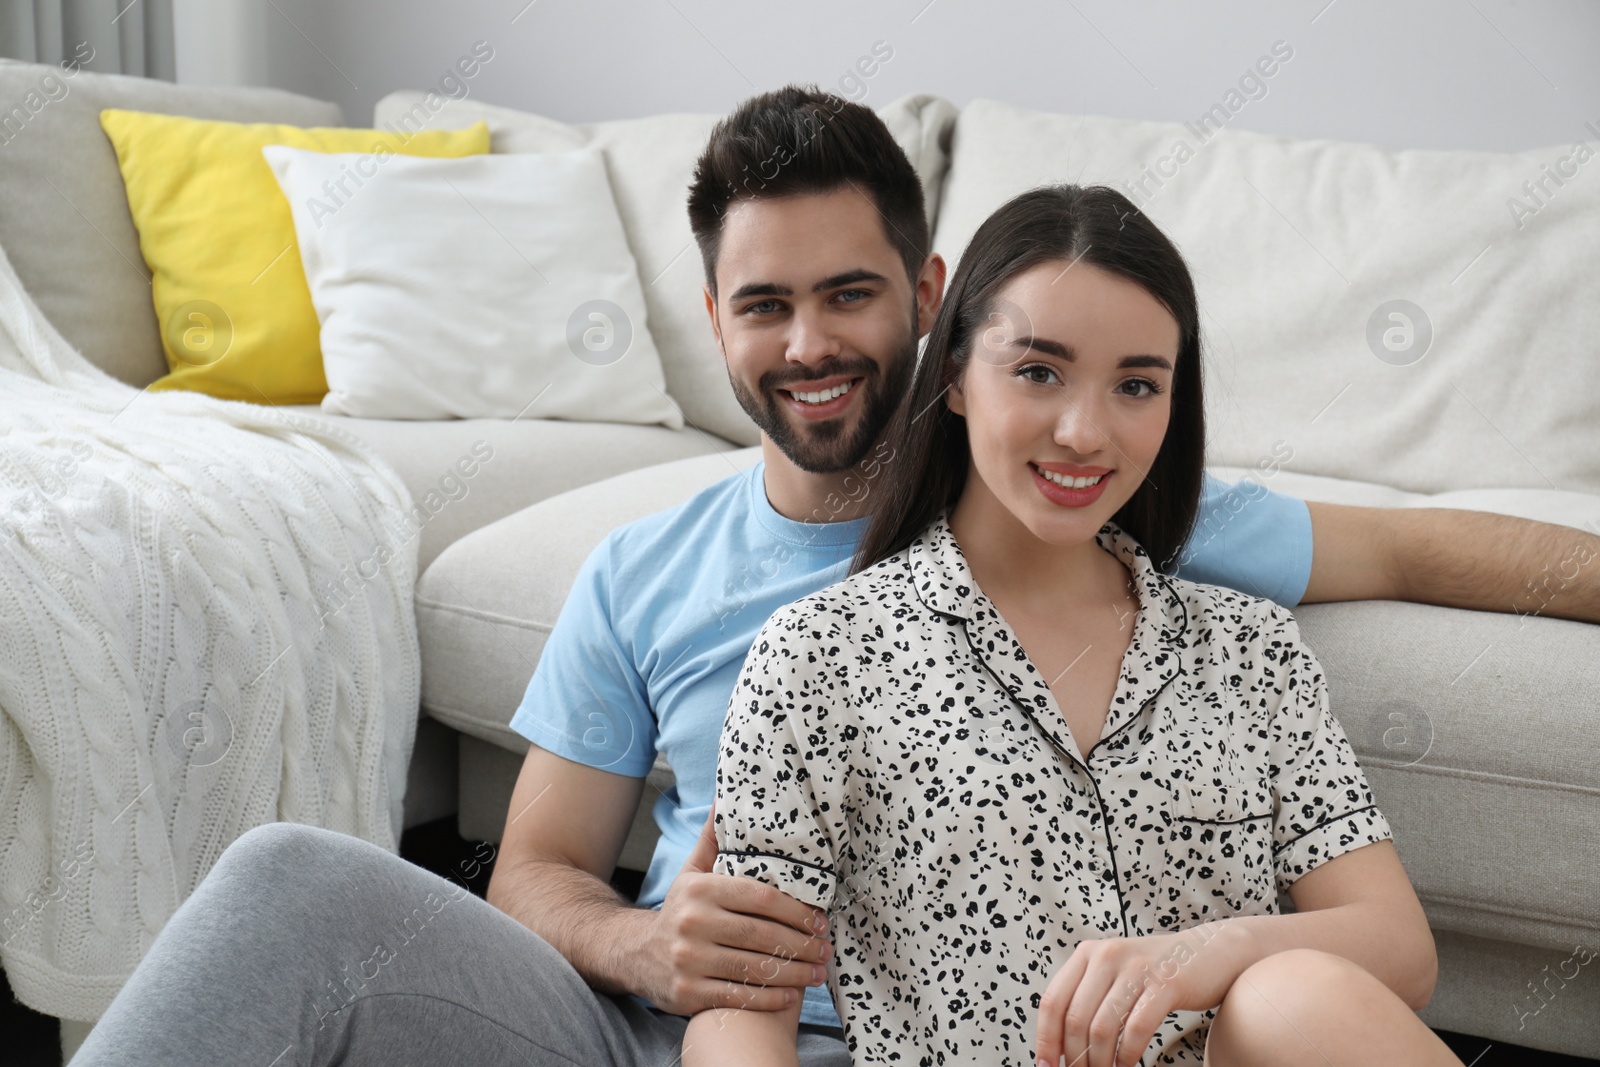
[683,185,1463,1066]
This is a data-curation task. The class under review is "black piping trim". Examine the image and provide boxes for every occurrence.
[960,617,1136,942]
[1274,804,1382,853]
[1084,666,1183,764]
[1083,772,1133,941]
[717,848,838,878]
[1173,811,1272,825]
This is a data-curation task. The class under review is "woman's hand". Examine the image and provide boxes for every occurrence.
[1034,923,1249,1067]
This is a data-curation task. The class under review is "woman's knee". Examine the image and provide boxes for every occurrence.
[1208,949,1389,1061]
[1237,947,1372,996]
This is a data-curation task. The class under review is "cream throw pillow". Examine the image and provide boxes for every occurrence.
[263,144,683,428]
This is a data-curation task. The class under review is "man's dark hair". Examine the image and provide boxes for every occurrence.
[686,84,929,295]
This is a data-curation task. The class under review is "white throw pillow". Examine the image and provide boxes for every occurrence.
[263,144,683,428]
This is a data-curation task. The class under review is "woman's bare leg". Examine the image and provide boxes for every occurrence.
[1202,948,1464,1066]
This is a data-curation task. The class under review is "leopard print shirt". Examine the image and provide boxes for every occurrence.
[712,510,1392,1065]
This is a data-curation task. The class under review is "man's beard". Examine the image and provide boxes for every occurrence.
[729,324,917,475]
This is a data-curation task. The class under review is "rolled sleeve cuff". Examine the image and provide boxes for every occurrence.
[1275,804,1394,888]
[716,849,838,913]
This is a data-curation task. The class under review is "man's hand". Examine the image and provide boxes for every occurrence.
[639,802,833,1016]
[1034,925,1247,1067]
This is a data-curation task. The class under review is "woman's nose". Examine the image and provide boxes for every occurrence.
[1053,395,1111,454]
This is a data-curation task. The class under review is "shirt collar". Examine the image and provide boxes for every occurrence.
[908,507,1190,643]
[908,507,1189,765]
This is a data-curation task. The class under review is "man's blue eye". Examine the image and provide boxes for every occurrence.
[748,300,781,314]
[837,289,868,303]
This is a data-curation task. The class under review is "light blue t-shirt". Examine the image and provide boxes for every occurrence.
[508,460,1312,1030]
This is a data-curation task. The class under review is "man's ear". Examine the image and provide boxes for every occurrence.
[703,284,722,348]
[915,253,948,339]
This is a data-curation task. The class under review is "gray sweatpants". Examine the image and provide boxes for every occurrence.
[69,822,849,1066]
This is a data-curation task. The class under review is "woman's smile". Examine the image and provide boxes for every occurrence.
[1030,462,1113,507]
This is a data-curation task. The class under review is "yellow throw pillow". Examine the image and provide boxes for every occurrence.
[99,109,490,403]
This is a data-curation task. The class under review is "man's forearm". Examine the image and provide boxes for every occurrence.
[1302,501,1600,620]
[1394,507,1600,623]
[487,856,654,997]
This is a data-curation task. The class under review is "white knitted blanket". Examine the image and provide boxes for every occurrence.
[0,243,420,1022]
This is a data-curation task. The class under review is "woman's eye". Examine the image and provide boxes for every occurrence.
[1014,363,1059,385]
[1119,378,1163,398]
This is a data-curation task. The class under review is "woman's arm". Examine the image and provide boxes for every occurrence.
[682,994,804,1067]
[1209,609,1435,1006]
[1214,838,1436,1009]
[1033,844,1436,1067]
[686,605,851,1067]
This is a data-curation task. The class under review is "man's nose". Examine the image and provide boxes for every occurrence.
[785,305,842,365]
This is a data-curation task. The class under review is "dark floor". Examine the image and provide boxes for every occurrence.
[3,816,1592,1066]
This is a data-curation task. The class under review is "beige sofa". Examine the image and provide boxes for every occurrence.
[2,58,1596,1059]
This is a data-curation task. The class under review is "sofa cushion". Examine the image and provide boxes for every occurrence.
[933,99,1600,497]
[370,91,958,449]
[423,450,1600,961]
[0,59,343,388]
[286,408,740,571]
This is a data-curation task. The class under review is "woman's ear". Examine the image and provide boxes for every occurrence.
[945,373,966,417]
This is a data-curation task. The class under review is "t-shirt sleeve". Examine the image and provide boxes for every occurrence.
[1174,473,1313,607]
[507,534,655,778]
[712,606,849,913]
[1262,605,1393,889]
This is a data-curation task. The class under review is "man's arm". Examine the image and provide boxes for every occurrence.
[486,743,654,998]
[487,744,829,1016]
[1300,501,1600,622]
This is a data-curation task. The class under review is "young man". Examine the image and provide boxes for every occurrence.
[69,85,1598,1067]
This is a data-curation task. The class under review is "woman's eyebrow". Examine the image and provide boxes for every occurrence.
[1012,335,1173,370]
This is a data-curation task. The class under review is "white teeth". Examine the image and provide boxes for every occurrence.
[788,379,855,404]
[1036,465,1105,489]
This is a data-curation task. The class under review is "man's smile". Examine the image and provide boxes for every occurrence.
[778,375,863,418]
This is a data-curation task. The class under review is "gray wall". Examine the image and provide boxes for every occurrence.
[172,0,1599,153]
